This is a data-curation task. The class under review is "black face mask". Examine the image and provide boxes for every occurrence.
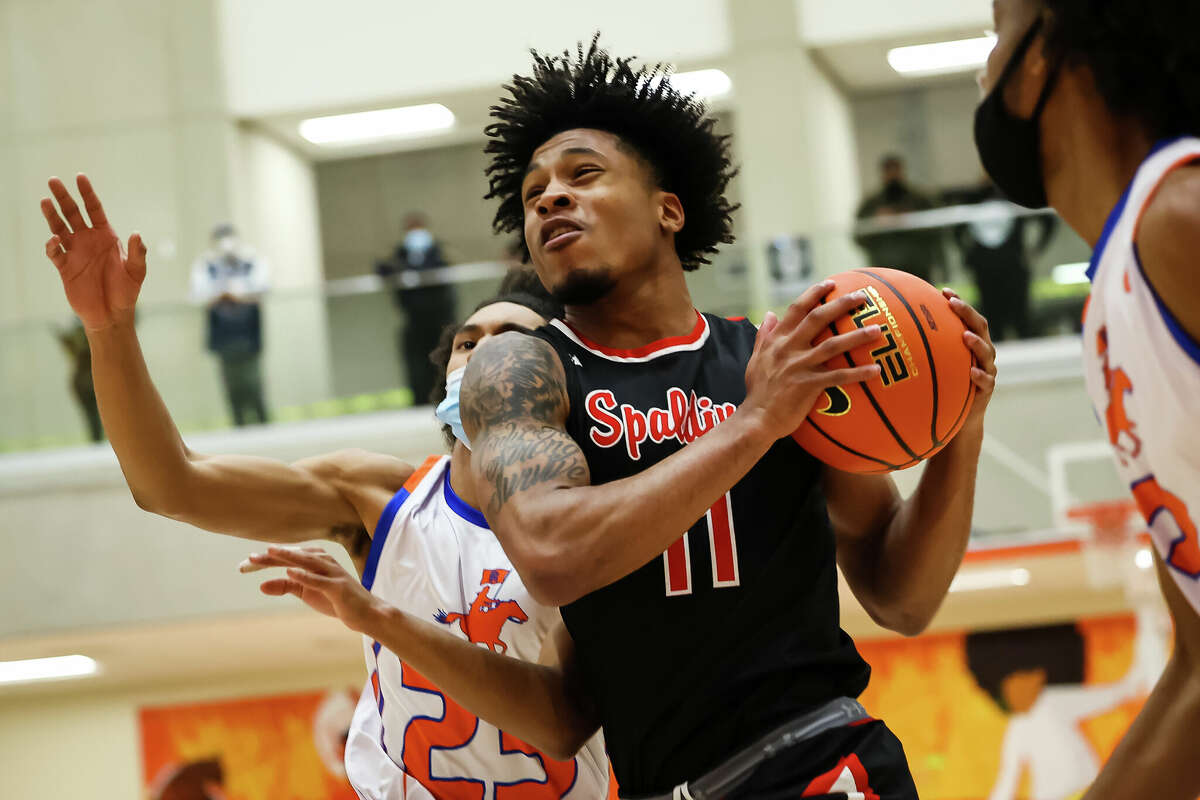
[973,18,1063,208]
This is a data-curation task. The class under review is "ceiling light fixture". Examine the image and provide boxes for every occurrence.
[299,104,455,146]
[0,654,99,685]
[669,69,733,100]
[888,35,997,77]
[949,567,1031,593]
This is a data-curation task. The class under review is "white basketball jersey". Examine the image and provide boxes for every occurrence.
[354,455,610,800]
[1082,136,1200,612]
[346,679,408,800]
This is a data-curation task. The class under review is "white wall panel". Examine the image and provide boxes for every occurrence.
[220,0,733,116]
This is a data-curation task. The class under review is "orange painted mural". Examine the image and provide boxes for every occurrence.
[856,611,1167,800]
[140,688,361,800]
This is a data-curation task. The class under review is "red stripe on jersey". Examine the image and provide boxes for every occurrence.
[563,311,707,358]
[403,455,442,492]
[665,537,690,594]
[708,494,738,585]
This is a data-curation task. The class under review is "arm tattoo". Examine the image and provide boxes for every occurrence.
[461,334,589,516]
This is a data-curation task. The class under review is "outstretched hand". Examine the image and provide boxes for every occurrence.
[40,174,147,331]
[240,545,384,635]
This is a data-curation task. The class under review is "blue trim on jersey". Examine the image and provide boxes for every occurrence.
[1087,182,1132,283]
[1087,136,1191,283]
[1132,243,1200,367]
[363,488,411,591]
[443,469,489,529]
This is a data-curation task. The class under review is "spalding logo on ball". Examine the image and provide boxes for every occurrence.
[792,268,976,474]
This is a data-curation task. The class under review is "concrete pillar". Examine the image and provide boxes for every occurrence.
[725,0,864,316]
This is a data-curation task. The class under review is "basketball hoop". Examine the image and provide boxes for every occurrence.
[1068,500,1157,601]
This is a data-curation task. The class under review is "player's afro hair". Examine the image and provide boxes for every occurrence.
[1041,0,1200,138]
[484,35,738,271]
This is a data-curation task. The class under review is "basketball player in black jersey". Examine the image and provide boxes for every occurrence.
[439,39,998,798]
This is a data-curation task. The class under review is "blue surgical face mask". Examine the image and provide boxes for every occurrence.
[404,228,435,265]
[435,366,471,450]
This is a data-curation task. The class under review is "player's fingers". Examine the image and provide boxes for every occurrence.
[750,311,778,359]
[41,198,73,240]
[48,177,88,230]
[794,290,869,342]
[970,366,996,393]
[76,174,108,227]
[963,330,996,369]
[126,233,147,283]
[808,324,882,365]
[287,567,334,588]
[941,287,960,300]
[259,578,302,597]
[265,545,338,574]
[777,280,835,333]
[823,363,881,388]
[45,236,68,272]
[947,295,990,339]
[238,553,280,573]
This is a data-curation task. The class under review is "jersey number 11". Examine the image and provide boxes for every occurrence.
[664,492,740,596]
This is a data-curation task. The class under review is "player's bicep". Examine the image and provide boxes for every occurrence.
[179,452,360,539]
[461,333,590,518]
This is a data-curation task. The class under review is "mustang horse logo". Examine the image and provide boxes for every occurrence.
[433,569,528,653]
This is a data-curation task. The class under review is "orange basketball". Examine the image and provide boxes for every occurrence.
[792,268,976,474]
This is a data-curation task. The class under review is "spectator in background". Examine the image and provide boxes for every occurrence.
[55,319,103,442]
[191,224,270,427]
[952,179,1056,341]
[376,212,456,404]
[855,153,943,283]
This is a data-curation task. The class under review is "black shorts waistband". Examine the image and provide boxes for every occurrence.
[625,697,870,800]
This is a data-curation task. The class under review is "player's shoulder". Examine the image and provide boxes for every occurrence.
[1136,164,1200,341]
[1141,164,1200,244]
[702,312,757,345]
[462,331,569,430]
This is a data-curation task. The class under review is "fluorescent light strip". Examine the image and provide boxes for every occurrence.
[0,654,98,685]
[299,104,455,146]
[669,69,732,100]
[888,35,997,77]
[949,567,1031,593]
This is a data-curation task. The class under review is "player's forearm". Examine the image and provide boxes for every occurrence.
[1082,648,1200,800]
[482,408,776,606]
[860,421,982,634]
[86,314,197,512]
[366,604,598,760]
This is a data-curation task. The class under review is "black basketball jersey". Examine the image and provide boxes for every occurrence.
[529,311,871,796]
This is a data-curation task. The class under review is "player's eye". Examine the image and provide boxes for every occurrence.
[455,339,476,351]
[575,166,601,178]
[524,185,543,202]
